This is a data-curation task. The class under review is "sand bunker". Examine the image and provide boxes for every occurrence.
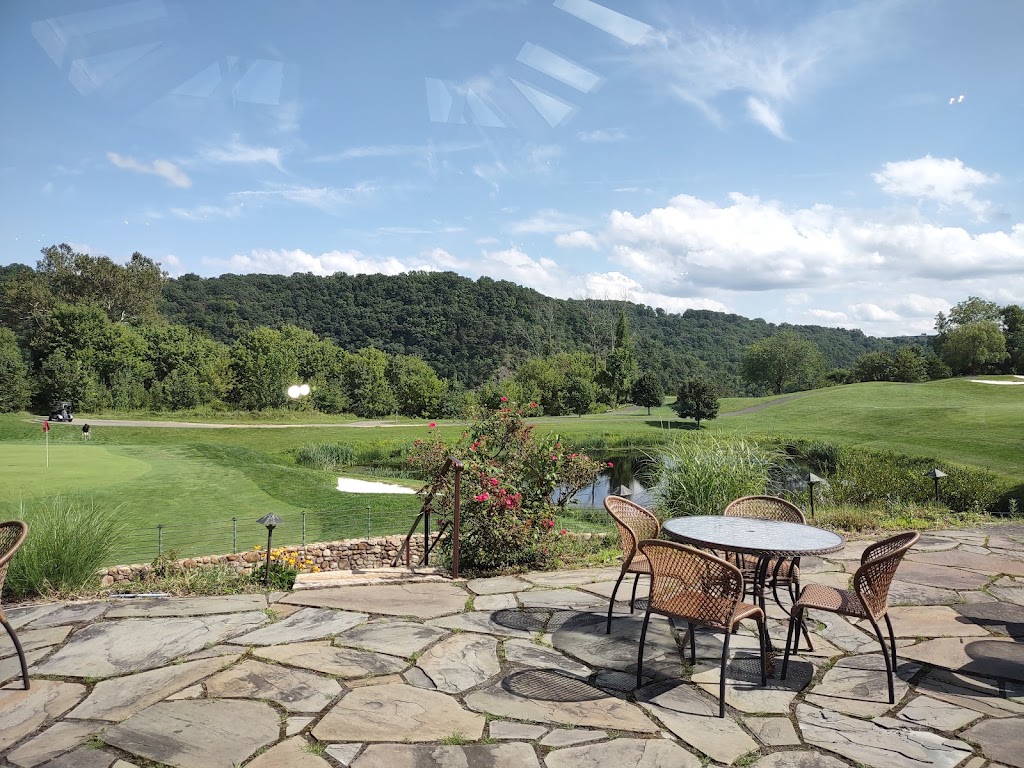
[970,377,1024,385]
[337,477,417,494]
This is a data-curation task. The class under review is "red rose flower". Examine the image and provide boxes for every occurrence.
[607,461,614,467]
[475,492,490,502]
[500,396,508,402]
[429,422,436,428]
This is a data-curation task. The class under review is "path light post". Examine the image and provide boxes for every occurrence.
[806,473,824,521]
[925,468,947,503]
[611,485,632,498]
[257,513,282,588]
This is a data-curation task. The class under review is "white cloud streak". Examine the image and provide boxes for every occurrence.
[107,152,191,188]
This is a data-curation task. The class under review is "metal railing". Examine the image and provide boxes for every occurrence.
[104,506,422,567]
[394,457,463,578]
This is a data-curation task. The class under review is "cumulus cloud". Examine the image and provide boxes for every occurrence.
[604,192,1024,298]
[480,247,562,290]
[849,303,901,322]
[581,271,727,313]
[873,156,996,217]
[211,248,429,277]
[107,152,191,188]
[807,308,849,323]
[555,230,599,249]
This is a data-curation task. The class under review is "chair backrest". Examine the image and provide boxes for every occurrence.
[604,496,660,566]
[854,531,920,619]
[0,520,29,600]
[723,495,805,524]
[638,539,745,630]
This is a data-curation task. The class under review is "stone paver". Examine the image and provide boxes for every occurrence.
[466,575,532,594]
[580,578,650,602]
[313,683,485,741]
[246,736,332,767]
[744,716,802,746]
[804,654,917,717]
[797,704,973,768]
[282,582,468,618]
[203,659,341,712]
[351,743,540,768]
[416,633,500,692]
[544,738,702,768]
[67,655,239,721]
[228,607,367,645]
[333,618,447,657]
[0,680,85,751]
[32,612,265,677]
[638,681,758,764]
[104,699,280,768]
[105,593,267,617]
[962,718,1024,768]
[5,524,1024,768]
[900,636,1024,681]
[7,719,102,768]
[255,640,408,677]
[466,672,658,732]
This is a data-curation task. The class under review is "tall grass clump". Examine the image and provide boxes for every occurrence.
[4,495,127,599]
[654,434,785,517]
[295,442,356,470]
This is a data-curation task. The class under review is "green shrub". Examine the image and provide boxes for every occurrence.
[295,442,356,470]
[653,434,785,517]
[4,495,127,599]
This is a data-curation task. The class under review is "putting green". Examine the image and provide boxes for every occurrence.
[0,443,152,499]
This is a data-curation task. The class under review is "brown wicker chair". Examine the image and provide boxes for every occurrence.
[604,496,661,634]
[0,520,30,689]
[637,539,767,717]
[782,531,920,703]
[724,495,810,645]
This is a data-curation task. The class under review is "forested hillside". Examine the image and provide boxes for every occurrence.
[162,270,900,390]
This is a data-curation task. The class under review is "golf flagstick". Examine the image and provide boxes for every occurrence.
[43,419,50,467]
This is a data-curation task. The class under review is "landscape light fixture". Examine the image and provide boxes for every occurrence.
[256,513,282,588]
[611,485,632,497]
[287,383,311,399]
[806,473,824,521]
[925,468,947,503]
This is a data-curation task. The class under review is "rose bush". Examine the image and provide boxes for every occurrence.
[408,401,602,572]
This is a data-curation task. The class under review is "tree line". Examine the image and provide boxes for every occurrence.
[6,245,1017,420]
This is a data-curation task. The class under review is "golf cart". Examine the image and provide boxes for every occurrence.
[49,401,74,422]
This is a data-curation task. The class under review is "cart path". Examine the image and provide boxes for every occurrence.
[30,417,406,429]
[720,391,811,417]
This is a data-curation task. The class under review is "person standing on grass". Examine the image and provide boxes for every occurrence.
[82,423,90,441]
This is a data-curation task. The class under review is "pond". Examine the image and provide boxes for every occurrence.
[557,452,657,510]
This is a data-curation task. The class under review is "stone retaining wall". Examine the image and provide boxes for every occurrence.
[97,534,432,586]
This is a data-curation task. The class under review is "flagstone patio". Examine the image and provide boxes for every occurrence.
[1,523,1023,768]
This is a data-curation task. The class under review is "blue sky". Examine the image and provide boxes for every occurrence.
[1,0,1022,337]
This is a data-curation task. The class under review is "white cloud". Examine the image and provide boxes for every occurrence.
[509,209,587,235]
[231,183,374,213]
[480,247,562,290]
[807,308,849,323]
[581,271,726,313]
[746,97,787,140]
[555,230,599,249]
[170,203,244,220]
[892,293,949,317]
[212,248,421,277]
[602,192,1024,296]
[577,129,627,143]
[422,247,468,269]
[873,156,996,217]
[849,303,901,322]
[200,140,283,171]
[107,152,191,188]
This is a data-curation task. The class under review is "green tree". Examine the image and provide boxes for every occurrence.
[0,328,31,412]
[941,321,1007,375]
[740,331,825,394]
[889,346,927,382]
[672,378,720,427]
[563,354,597,417]
[598,310,637,405]
[230,327,297,410]
[1001,304,1024,374]
[345,347,397,418]
[631,371,664,415]
[853,351,893,382]
[388,354,443,418]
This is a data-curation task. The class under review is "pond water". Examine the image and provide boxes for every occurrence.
[557,453,657,510]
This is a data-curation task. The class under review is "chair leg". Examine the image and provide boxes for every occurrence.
[719,626,732,718]
[755,616,768,686]
[795,575,814,652]
[781,606,800,681]
[636,609,652,689]
[867,614,895,704]
[688,622,696,664]
[884,612,898,670]
[606,570,627,634]
[1,618,30,690]
[629,573,640,613]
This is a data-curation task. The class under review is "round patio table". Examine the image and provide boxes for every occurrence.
[661,515,845,672]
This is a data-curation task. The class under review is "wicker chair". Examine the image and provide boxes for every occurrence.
[637,539,767,717]
[782,531,920,703]
[0,520,30,689]
[604,496,661,634]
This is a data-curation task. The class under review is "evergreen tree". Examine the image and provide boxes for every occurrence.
[672,378,720,427]
[631,371,664,415]
[599,310,637,405]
